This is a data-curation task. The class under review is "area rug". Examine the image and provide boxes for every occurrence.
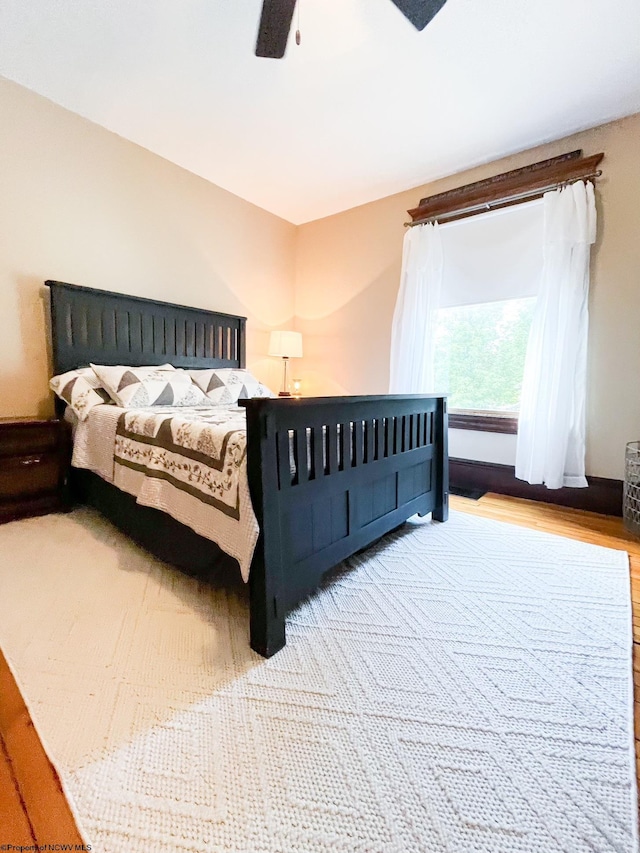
[0,508,637,852]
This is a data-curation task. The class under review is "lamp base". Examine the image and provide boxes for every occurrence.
[278,391,292,397]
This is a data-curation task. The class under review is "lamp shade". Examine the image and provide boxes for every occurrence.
[268,330,303,359]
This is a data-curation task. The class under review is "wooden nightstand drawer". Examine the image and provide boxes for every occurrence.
[0,423,60,457]
[0,453,61,499]
[0,419,70,522]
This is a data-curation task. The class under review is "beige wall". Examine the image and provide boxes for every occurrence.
[2,72,637,480]
[295,113,640,480]
[0,76,297,419]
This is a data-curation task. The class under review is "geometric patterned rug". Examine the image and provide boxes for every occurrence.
[0,508,637,852]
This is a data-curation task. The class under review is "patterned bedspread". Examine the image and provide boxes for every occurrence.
[71,404,259,582]
[115,406,249,520]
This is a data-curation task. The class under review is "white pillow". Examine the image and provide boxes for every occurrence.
[91,364,208,408]
[50,367,113,421]
[188,369,275,404]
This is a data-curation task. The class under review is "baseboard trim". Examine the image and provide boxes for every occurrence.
[450,457,623,517]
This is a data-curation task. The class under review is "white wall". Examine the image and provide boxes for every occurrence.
[448,430,517,465]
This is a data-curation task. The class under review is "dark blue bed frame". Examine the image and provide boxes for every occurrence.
[47,280,448,657]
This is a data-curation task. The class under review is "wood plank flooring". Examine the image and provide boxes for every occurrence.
[0,494,638,840]
[0,648,84,847]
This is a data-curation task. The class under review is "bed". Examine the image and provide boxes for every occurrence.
[47,280,449,657]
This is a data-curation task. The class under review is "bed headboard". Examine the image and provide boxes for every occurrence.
[46,280,247,375]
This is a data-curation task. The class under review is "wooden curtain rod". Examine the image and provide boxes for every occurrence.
[405,151,604,228]
[404,169,602,227]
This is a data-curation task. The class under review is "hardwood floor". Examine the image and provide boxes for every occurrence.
[1,494,638,840]
[0,648,84,847]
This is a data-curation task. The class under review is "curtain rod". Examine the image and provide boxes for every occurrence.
[404,170,602,227]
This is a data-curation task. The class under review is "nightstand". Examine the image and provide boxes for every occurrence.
[0,418,71,523]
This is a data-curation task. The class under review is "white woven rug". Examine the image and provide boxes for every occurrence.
[0,508,637,852]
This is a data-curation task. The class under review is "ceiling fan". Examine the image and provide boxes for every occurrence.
[255,0,447,59]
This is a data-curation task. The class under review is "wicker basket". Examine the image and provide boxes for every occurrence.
[623,441,640,536]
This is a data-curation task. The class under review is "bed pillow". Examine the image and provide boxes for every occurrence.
[188,369,275,405]
[91,364,208,408]
[49,367,113,421]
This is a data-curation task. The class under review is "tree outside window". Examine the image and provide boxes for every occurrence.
[433,297,535,413]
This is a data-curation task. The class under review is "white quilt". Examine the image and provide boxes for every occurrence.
[70,404,259,581]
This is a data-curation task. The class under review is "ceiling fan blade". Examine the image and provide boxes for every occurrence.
[255,0,297,58]
[389,0,447,31]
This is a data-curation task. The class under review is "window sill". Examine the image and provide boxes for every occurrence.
[448,411,518,435]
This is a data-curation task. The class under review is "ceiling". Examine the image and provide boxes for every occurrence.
[0,0,639,224]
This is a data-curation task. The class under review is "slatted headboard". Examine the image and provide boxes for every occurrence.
[47,280,246,375]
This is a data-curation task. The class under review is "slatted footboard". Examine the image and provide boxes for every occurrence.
[241,394,448,657]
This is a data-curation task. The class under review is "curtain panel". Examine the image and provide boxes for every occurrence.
[515,181,597,489]
[389,222,443,393]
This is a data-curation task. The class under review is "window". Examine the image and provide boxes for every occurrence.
[398,150,603,442]
[434,198,544,429]
[434,297,535,413]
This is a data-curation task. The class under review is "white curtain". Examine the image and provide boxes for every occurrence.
[389,222,443,393]
[515,181,597,489]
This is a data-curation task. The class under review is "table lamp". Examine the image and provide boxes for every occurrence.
[268,331,303,397]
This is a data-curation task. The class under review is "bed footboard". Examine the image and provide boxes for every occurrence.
[241,394,448,657]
